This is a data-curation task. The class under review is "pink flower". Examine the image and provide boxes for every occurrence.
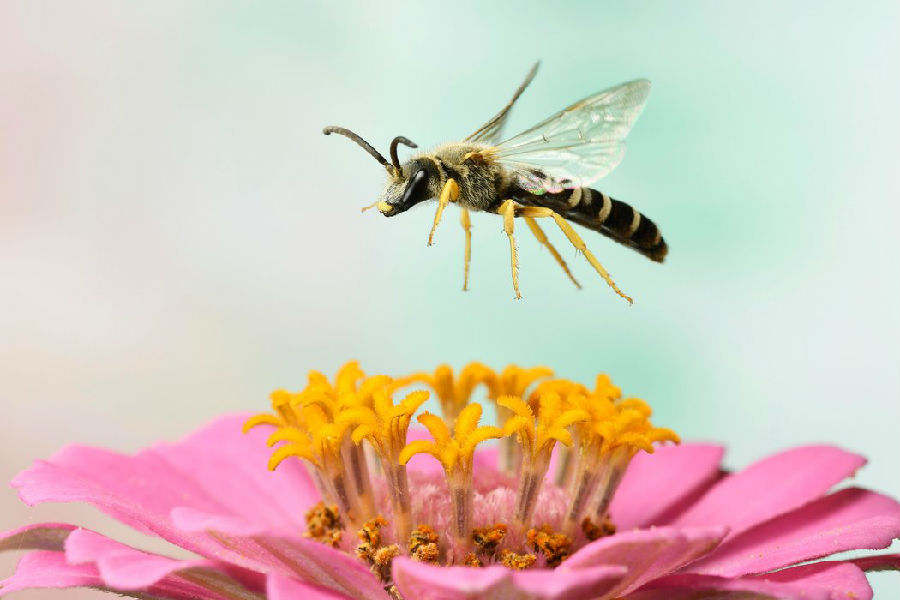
[2,363,899,599]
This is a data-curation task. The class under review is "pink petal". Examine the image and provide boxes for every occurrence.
[64,528,264,592]
[627,561,872,600]
[0,522,77,552]
[511,565,628,599]
[393,558,510,599]
[673,445,865,539]
[10,415,338,580]
[561,525,727,597]
[170,506,388,599]
[12,414,317,540]
[267,573,359,599]
[392,557,626,600]
[149,413,319,530]
[611,444,725,529]
[0,551,102,596]
[0,550,255,599]
[851,553,900,572]
[689,487,900,576]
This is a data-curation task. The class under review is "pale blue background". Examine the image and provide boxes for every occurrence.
[1,1,897,597]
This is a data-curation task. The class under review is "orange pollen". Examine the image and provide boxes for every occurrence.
[463,552,484,567]
[499,549,537,570]
[582,515,616,541]
[409,525,441,564]
[356,516,388,564]
[303,502,343,548]
[372,544,401,583]
[526,525,572,568]
[472,523,508,556]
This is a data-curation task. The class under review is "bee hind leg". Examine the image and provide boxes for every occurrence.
[518,206,632,304]
[427,178,460,246]
[460,207,472,291]
[523,216,581,289]
[498,199,522,299]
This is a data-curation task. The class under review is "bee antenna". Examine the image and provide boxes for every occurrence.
[389,136,418,171]
[323,126,390,168]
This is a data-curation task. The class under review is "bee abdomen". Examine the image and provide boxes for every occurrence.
[563,187,667,262]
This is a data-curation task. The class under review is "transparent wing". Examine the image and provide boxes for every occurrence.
[492,79,651,193]
[466,62,539,144]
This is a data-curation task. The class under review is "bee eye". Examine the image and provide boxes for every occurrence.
[398,169,430,209]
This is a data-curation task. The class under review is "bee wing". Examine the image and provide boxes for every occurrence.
[466,62,539,144]
[491,79,651,193]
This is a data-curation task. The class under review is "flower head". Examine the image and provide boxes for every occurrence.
[3,361,899,600]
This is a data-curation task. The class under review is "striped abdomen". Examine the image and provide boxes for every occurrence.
[514,186,668,262]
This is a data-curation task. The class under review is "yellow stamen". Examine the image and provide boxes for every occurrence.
[340,386,429,543]
[399,403,503,559]
[500,392,589,528]
[485,365,554,473]
[408,363,493,422]
[562,390,680,536]
[245,362,398,528]
[486,365,555,400]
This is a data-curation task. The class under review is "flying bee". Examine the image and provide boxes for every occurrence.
[323,63,665,302]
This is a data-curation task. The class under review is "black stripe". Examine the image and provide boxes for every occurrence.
[631,215,658,247]
[604,199,633,233]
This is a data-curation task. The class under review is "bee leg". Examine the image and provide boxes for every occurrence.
[460,206,472,291]
[523,216,581,289]
[498,199,521,299]
[427,178,460,246]
[519,206,632,303]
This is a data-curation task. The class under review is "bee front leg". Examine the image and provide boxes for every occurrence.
[460,207,472,291]
[427,178,460,246]
[498,199,521,299]
[518,206,632,303]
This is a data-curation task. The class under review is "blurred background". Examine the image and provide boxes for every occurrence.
[1,1,897,597]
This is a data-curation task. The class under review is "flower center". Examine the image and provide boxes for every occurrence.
[245,362,679,587]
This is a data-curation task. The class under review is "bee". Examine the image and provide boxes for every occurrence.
[323,63,665,302]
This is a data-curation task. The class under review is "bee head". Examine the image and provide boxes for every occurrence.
[376,158,440,217]
[323,126,427,217]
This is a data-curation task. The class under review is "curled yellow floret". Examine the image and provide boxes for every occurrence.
[499,393,589,460]
[399,403,503,478]
[486,365,554,399]
[243,388,303,434]
[408,362,494,421]
[340,388,430,461]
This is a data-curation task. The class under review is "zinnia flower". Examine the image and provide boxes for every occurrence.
[3,361,898,599]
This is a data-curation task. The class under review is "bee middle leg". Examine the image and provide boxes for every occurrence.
[517,206,632,303]
[427,178,460,246]
[498,199,521,299]
[460,206,472,291]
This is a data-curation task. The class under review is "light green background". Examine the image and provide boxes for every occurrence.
[1,1,897,597]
